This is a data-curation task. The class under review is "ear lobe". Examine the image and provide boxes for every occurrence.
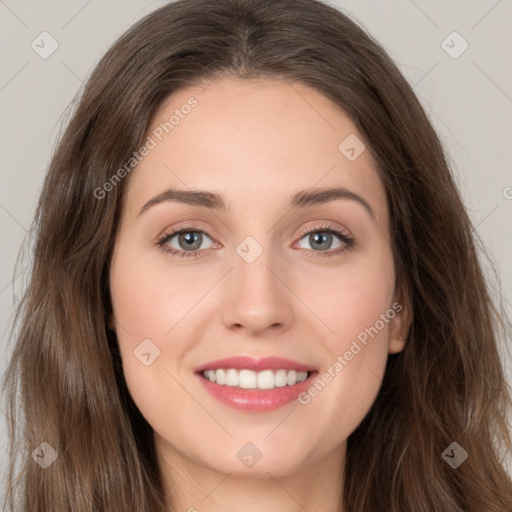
[389,335,406,354]
[388,280,412,354]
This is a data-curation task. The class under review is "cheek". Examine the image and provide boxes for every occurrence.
[109,244,208,352]
[306,243,395,354]
[109,248,204,433]
[296,247,395,438]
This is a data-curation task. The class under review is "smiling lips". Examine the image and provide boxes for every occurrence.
[194,356,318,412]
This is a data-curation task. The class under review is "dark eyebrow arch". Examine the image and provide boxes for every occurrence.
[138,186,377,224]
[290,187,376,223]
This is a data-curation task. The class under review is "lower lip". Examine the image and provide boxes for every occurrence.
[196,371,318,412]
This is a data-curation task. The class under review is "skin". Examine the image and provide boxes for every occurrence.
[109,77,411,511]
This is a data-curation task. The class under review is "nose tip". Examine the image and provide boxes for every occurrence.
[222,256,294,336]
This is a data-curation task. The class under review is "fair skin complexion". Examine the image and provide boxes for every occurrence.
[109,77,411,511]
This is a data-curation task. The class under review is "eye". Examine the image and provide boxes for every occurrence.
[294,223,354,257]
[157,227,215,258]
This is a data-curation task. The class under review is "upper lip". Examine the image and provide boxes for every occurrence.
[194,356,317,373]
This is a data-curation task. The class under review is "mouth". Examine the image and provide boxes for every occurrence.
[193,356,318,412]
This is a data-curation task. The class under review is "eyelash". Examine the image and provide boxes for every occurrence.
[156,223,354,259]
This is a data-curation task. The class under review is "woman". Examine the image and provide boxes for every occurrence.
[3,0,512,510]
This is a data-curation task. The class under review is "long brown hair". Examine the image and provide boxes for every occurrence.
[3,0,512,510]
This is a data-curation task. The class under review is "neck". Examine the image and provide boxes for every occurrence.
[155,436,346,512]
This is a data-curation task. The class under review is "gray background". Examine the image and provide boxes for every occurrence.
[1,0,511,484]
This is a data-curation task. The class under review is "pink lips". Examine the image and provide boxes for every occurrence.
[194,356,318,412]
[194,356,317,373]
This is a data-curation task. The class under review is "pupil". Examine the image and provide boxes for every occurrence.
[180,232,201,250]
[311,232,331,250]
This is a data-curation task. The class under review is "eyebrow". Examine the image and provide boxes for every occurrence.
[138,186,377,223]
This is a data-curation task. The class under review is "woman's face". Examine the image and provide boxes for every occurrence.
[109,77,409,481]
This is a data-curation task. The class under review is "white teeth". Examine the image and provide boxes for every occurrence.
[256,370,274,389]
[275,369,288,387]
[202,368,309,389]
[225,369,238,387]
[205,370,216,382]
[239,369,256,389]
[216,369,226,385]
[286,370,297,386]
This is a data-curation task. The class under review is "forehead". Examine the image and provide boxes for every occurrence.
[122,77,388,229]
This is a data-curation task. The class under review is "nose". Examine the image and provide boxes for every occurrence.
[221,246,294,336]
